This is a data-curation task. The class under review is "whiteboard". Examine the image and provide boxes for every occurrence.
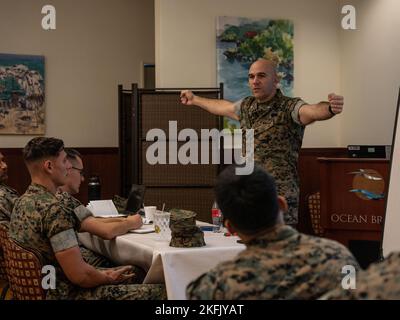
[382,89,400,257]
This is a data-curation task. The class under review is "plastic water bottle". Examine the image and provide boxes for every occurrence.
[212,201,222,233]
[88,175,101,201]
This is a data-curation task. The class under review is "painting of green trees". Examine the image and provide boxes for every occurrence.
[217,17,294,129]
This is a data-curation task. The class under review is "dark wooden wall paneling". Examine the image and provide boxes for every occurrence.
[1,147,119,205]
[2,147,347,234]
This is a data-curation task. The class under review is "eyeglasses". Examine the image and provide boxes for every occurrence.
[71,166,85,177]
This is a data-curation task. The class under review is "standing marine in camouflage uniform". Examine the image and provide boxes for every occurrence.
[180,59,344,225]
[238,91,305,222]
[186,165,358,300]
[322,252,400,300]
[0,151,19,222]
[10,137,166,300]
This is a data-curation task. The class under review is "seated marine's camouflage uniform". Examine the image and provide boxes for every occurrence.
[10,183,166,300]
[0,182,19,222]
[55,190,115,269]
[323,252,400,300]
[187,225,359,300]
[56,190,147,281]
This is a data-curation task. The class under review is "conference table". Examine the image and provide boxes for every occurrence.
[78,223,245,300]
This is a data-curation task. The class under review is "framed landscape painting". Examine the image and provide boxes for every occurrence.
[0,53,45,134]
[217,17,294,129]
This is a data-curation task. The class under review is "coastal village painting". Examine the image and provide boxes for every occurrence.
[217,17,294,129]
[0,53,45,134]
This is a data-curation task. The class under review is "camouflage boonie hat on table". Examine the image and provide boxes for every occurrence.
[169,209,205,248]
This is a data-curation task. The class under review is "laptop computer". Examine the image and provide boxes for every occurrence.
[123,184,146,215]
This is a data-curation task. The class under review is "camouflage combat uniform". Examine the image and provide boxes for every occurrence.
[237,90,306,224]
[0,183,19,222]
[10,183,166,300]
[323,252,400,300]
[55,190,114,269]
[56,190,148,280]
[187,225,359,300]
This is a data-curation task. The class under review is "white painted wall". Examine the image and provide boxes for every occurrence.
[0,0,155,147]
[155,0,400,147]
[339,0,400,146]
[3,0,399,148]
[155,0,342,147]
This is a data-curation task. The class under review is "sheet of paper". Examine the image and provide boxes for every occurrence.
[87,200,121,218]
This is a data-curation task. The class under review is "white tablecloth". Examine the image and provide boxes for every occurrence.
[78,227,245,299]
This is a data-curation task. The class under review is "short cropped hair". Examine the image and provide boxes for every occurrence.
[23,137,64,163]
[215,164,279,234]
[65,148,81,161]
